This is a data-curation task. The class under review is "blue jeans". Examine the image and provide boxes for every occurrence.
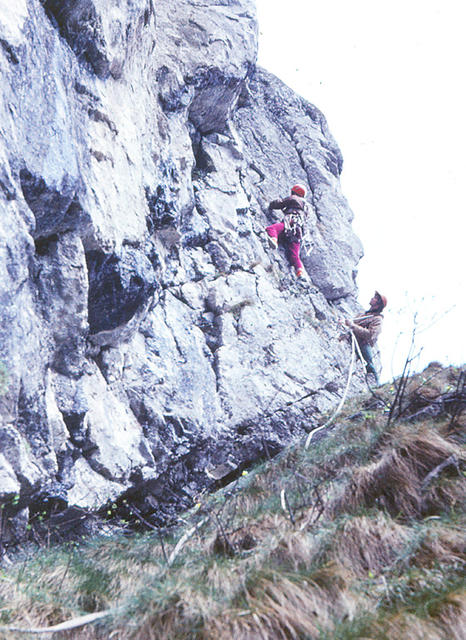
[359,343,379,383]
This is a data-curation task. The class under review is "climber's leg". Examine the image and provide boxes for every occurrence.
[288,240,304,277]
[266,222,285,249]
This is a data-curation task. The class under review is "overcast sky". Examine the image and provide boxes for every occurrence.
[256,0,466,380]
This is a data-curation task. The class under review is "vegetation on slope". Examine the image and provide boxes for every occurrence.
[0,363,464,639]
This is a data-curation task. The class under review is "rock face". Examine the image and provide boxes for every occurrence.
[0,0,364,535]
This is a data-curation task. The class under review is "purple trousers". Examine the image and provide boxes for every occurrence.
[266,222,303,272]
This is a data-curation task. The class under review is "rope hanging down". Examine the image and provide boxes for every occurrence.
[305,331,357,449]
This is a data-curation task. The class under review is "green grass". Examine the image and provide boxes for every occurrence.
[0,364,464,639]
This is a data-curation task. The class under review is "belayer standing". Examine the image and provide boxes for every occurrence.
[341,291,387,384]
[265,184,310,279]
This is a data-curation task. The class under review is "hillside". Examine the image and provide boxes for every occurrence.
[1,363,464,639]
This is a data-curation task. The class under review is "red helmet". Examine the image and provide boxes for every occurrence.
[291,184,306,197]
[375,291,387,309]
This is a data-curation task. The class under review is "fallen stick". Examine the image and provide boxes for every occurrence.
[0,609,111,635]
[421,455,458,491]
[168,518,207,567]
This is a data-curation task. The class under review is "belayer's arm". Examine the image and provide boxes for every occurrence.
[351,316,383,344]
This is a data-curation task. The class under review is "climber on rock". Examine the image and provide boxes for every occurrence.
[265,184,311,279]
[341,291,387,384]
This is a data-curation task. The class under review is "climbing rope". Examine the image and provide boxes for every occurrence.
[305,331,357,449]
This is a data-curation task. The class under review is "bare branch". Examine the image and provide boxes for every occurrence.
[421,455,459,491]
[168,518,207,567]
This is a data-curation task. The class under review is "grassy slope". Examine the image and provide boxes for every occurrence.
[0,364,464,639]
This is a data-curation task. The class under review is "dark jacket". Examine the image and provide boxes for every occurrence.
[269,194,307,214]
[269,195,308,241]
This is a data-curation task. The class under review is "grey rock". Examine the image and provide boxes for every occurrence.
[0,454,20,499]
[0,0,366,536]
[86,246,157,335]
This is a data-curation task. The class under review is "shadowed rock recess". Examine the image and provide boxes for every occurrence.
[0,0,364,540]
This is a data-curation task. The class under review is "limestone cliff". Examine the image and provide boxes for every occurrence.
[0,0,363,537]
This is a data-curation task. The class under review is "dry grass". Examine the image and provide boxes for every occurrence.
[373,611,446,640]
[359,588,466,640]
[331,514,409,578]
[333,424,465,520]
[205,569,359,640]
[413,525,465,569]
[436,591,466,640]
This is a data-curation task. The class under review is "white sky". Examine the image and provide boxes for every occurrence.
[256,0,466,380]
